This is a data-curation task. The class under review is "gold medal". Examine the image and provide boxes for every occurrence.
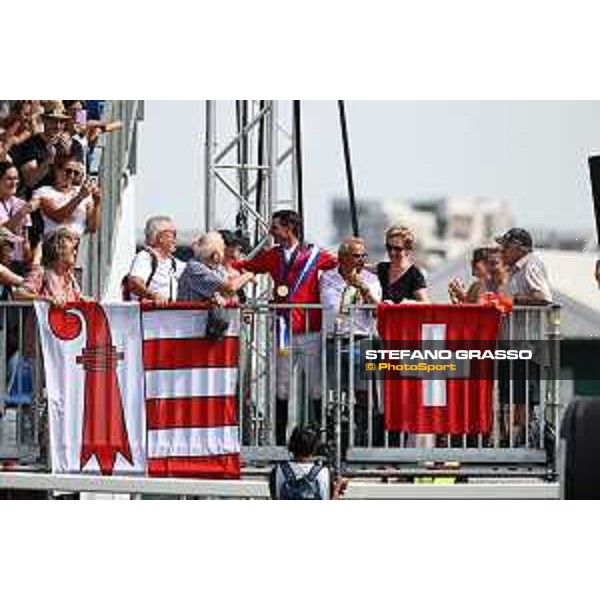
[276,284,289,298]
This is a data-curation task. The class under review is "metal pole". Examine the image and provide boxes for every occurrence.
[266,101,278,223]
[334,325,343,477]
[338,100,359,237]
[293,100,304,225]
[204,101,217,230]
[255,101,266,247]
[235,101,249,237]
[548,305,561,475]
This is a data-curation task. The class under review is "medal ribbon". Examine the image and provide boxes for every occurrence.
[276,245,321,350]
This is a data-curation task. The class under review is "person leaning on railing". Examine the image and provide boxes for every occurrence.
[13,228,91,373]
[124,216,185,303]
[14,227,88,306]
[495,228,552,306]
[495,227,553,447]
[366,225,431,448]
[177,231,254,340]
[232,209,338,445]
[177,231,255,304]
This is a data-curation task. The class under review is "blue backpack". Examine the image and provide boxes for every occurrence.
[279,462,323,500]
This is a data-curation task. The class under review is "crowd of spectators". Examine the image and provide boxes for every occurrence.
[0,100,121,303]
[120,210,553,448]
[0,101,555,449]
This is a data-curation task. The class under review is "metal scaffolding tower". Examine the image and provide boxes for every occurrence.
[203,100,298,252]
[203,101,299,445]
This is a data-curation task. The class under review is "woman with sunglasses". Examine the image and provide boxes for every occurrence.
[32,155,101,239]
[375,225,429,303]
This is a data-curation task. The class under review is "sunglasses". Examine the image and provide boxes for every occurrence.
[386,244,407,253]
[63,168,83,177]
[351,252,368,259]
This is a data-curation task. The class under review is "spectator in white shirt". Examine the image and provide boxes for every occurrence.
[320,237,382,447]
[495,227,551,446]
[495,228,552,305]
[34,156,101,239]
[125,215,185,303]
[320,236,382,336]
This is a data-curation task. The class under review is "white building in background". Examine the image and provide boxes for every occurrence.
[331,196,513,269]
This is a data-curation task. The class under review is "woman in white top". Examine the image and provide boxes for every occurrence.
[33,156,101,238]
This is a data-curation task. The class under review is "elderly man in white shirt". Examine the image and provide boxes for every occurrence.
[320,237,382,336]
[320,237,382,446]
[125,215,185,302]
[495,227,552,446]
[495,227,552,305]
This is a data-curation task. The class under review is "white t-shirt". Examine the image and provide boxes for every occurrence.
[128,248,185,301]
[320,268,382,336]
[271,461,331,500]
[33,185,93,238]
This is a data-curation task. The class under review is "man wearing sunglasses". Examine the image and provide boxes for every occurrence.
[320,237,382,446]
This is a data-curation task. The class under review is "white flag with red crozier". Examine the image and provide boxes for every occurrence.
[35,302,241,478]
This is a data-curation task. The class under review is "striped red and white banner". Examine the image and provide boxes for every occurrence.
[141,306,241,478]
[36,302,241,479]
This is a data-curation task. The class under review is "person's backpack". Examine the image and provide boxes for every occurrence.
[121,248,176,301]
[279,461,323,500]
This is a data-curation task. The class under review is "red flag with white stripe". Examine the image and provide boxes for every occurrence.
[141,305,240,478]
[35,302,241,478]
[377,304,502,434]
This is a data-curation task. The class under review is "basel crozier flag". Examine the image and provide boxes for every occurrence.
[377,304,502,435]
[35,302,241,478]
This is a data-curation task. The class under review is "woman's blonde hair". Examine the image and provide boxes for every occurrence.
[385,226,415,251]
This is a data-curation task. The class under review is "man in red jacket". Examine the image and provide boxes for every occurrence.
[235,210,337,444]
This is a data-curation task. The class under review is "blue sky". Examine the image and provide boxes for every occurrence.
[137,101,600,243]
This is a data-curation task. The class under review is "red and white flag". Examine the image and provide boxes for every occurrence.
[35,302,241,478]
[377,304,502,434]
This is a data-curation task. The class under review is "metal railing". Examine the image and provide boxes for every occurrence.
[239,303,562,479]
[0,301,562,485]
[0,302,45,465]
[0,471,560,499]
